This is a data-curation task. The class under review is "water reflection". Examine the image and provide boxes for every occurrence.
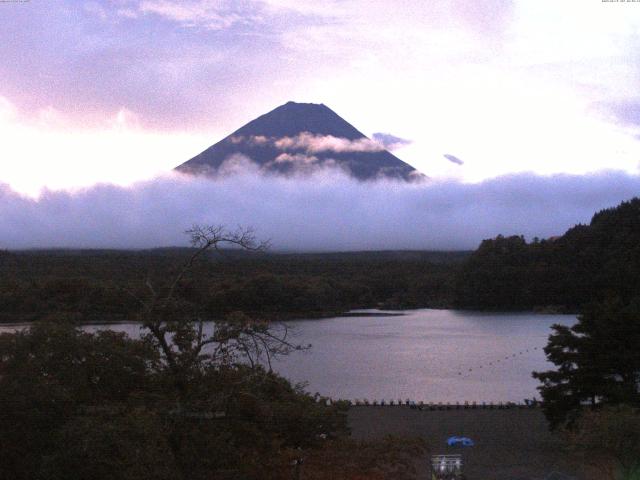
[0,309,575,403]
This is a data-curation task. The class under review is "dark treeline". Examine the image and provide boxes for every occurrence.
[0,249,467,322]
[455,197,640,311]
[1,197,638,321]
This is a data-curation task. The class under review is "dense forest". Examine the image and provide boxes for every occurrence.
[1,197,638,321]
[0,249,466,322]
[455,197,640,310]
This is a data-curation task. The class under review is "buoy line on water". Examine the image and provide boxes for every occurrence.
[455,347,541,378]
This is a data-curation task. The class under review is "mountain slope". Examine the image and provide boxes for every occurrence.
[175,102,422,180]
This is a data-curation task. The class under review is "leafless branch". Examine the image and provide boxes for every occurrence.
[133,225,309,406]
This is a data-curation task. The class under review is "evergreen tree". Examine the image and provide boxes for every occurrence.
[533,298,640,429]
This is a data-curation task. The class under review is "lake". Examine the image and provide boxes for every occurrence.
[0,309,576,403]
[271,309,576,403]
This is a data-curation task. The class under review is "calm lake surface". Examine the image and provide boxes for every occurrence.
[1,309,576,403]
[271,309,576,403]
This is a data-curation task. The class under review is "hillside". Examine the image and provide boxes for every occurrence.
[454,197,640,310]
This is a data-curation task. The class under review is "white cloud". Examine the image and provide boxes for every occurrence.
[4,0,640,190]
[1,170,638,251]
[0,100,208,196]
[259,1,640,181]
[0,96,17,122]
[230,135,270,146]
[273,153,319,164]
[228,133,388,154]
[110,107,142,129]
[274,133,384,153]
[134,0,254,30]
[217,154,262,176]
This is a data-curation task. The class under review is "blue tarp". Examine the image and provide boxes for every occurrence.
[447,436,475,447]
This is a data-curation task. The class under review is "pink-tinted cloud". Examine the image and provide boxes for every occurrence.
[1,0,640,184]
[230,135,271,146]
[273,152,320,164]
[274,133,385,153]
[0,1,285,130]
[0,0,519,132]
[229,133,388,153]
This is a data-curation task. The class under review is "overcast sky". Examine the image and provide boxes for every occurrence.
[1,0,640,194]
[1,1,640,250]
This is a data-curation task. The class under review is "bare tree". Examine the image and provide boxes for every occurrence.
[121,225,315,479]
[127,225,305,392]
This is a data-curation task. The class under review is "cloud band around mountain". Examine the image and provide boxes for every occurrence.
[230,133,387,154]
[1,169,638,251]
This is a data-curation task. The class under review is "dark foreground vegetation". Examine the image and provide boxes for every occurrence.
[531,297,640,479]
[0,320,427,480]
[0,227,426,480]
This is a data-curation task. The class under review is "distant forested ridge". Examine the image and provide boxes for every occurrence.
[1,198,638,321]
[0,250,466,322]
[454,197,640,310]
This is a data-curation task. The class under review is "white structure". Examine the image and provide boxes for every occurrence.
[430,454,463,480]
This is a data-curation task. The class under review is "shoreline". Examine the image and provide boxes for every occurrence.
[0,306,576,326]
